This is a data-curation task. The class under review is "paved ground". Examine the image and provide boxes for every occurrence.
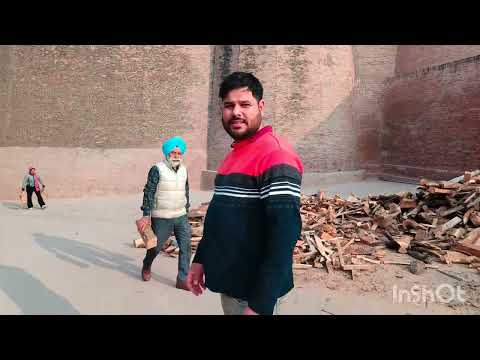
[1,179,478,315]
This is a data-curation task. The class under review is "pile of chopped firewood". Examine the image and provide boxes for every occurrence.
[295,170,480,276]
[144,170,480,276]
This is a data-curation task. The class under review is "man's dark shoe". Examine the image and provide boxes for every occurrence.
[142,266,151,281]
[176,279,190,291]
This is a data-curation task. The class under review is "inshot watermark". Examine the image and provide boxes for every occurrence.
[392,284,466,305]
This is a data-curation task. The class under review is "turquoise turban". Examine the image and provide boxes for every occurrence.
[162,136,187,157]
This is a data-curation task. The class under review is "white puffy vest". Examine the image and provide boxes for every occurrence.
[151,161,188,219]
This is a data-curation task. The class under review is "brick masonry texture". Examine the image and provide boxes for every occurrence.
[0,45,210,198]
[395,46,480,75]
[1,45,479,199]
[382,55,480,180]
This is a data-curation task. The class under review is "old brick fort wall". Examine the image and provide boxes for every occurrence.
[207,45,358,173]
[381,47,480,181]
[0,45,211,199]
[1,45,479,200]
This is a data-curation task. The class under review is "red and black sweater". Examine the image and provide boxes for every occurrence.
[193,125,304,315]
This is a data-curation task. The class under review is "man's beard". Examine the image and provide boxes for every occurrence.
[169,158,182,168]
[223,115,261,141]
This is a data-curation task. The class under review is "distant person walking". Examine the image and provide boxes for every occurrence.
[21,166,47,209]
[137,136,192,290]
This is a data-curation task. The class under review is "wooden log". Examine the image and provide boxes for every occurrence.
[342,264,376,271]
[358,233,383,246]
[318,190,326,201]
[433,216,462,236]
[325,260,334,274]
[363,201,370,215]
[415,229,427,242]
[137,223,158,250]
[406,202,423,217]
[411,247,444,258]
[393,235,413,254]
[388,203,402,217]
[420,179,439,187]
[313,235,333,261]
[453,228,480,257]
[439,182,462,190]
[459,185,480,192]
[414,241,443,251]
[428,187,454,195]
[464,192,477,204]
[442,251,478,265]
[133,238,145,248]
[303,233,319,254]
[470,211,480,226]
[463,207,475,225]
[294,251,317,263]
[458,228,480,245]
[335,238,346,268]
[191,226,204,238]
[439,205,465,217]
[464,171,473,183]
[293,264,313,269]
[355,255,381,264]
[451,228,466,239]
[407,250,432,264]
[374,214,394,229]
[403,218,419,230]
[448,170,480,183]
[400,198,418,209]
[19,191,27,207]
[346,244,376,255]
[342,238,355,251]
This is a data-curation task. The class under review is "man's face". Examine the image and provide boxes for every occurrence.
[221,87,264,141]
[30,168,36,175]
[168,148,183,168]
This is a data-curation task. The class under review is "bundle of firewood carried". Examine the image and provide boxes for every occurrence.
[132,203,208,256]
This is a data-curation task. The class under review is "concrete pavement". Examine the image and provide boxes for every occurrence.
[3,179,458,315]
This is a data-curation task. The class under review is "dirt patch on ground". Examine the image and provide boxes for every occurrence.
[293,252,480,315]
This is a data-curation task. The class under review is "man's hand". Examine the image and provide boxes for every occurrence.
[243,307,258,315]
[186,263,206,296]
[137,216,151,234]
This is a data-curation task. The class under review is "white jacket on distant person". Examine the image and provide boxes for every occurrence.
[151,160,188,219]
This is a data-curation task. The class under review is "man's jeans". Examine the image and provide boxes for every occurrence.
[143,215,191,282]
[220,293,284,315]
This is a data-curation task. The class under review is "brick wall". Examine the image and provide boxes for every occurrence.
[3,45,479,199]
[237,46,357,172]
[0,45,211,199]
[382,55,480,181]
[395,45,480,75]
[352,46,398,171]
[206,45,240,171]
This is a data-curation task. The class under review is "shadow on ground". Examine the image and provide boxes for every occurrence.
[32,233,175,287]
[1,201,25,210]
[0,265,80,315]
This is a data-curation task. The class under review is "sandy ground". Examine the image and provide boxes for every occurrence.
[1,179,479,315]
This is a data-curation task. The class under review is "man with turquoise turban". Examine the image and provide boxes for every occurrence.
[137,136,192,290]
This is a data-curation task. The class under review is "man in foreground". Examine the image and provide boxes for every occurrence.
[187,72,304,315]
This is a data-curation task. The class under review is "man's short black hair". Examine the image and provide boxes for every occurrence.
[219,72,263,102]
